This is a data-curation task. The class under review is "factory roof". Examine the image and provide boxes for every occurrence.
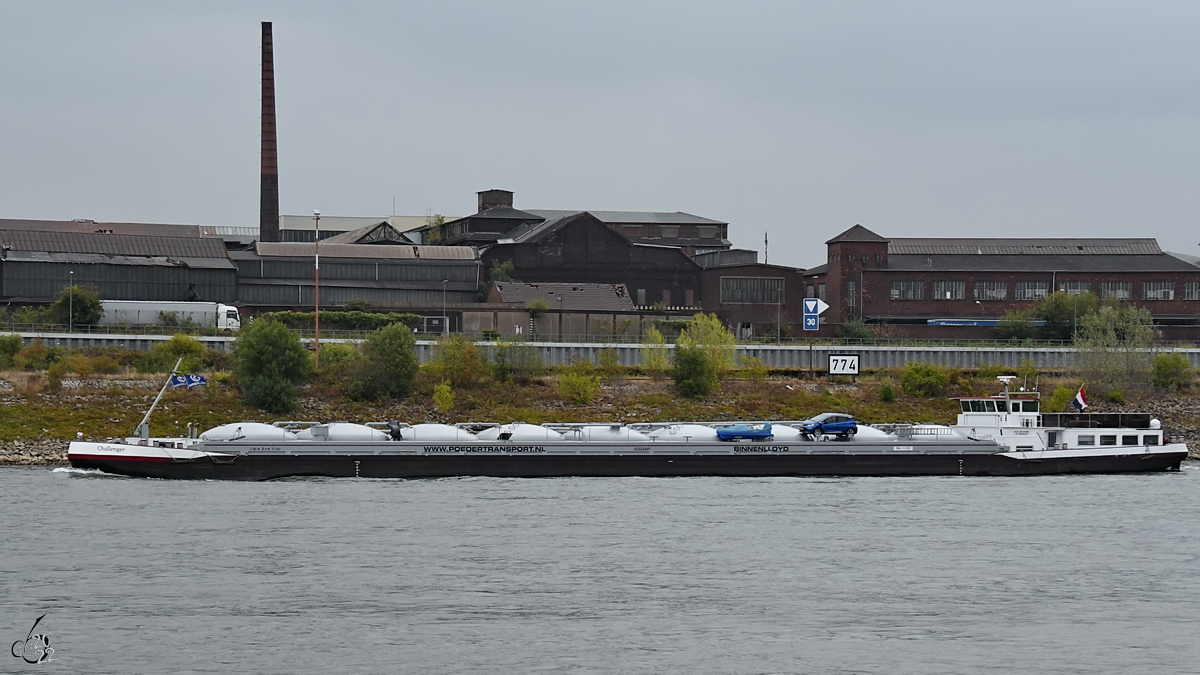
[253,242,478,260]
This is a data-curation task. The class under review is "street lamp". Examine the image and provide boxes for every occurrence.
[442,279,448,334]
[313,209,321,368]
[68,270,74,331]
[557,294,563,340]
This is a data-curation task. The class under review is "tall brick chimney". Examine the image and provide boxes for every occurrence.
[259,21,280,242]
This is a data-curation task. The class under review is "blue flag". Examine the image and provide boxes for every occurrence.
[185,375,208,389]
[170,375,188,389]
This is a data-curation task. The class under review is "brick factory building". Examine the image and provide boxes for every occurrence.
[802,224,1200,339]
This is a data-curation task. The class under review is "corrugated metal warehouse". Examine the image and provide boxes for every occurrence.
[0,228,238,303]
[232,241,481,308]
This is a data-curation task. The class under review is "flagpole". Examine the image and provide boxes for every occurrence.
[135,357,183,438]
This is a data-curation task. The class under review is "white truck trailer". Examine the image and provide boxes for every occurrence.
[98,301,241,331]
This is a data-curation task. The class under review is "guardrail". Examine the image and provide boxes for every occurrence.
[7,329,1200,370]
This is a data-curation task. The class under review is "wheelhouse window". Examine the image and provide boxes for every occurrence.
[1122,435,1138,445]
[891,280,923,300]
[1144,435,1159,445]
[1100,281,1132,301]
[1100,435,1117,446]
[974,281,1007,301]
[1078,435,1095,446]
[1021,400,1039,412]
[1015,281,1050,301]
[1141,281,1174,301]
[933,281,966,300]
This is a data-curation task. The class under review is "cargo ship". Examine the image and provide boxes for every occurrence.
[67,377,1188,481]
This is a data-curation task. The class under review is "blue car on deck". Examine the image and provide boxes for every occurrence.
[797,413,858,437]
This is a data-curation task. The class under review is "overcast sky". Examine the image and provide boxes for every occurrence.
[2,1,1197,267]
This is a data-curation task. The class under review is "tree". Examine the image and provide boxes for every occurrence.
[233,319,311,413]
[425,333,487,388]
[1151,353,1194,391]
[836,319,874,340]
[641,326,670,379]
[673,344,720,398]
[490,337,544,384]
[1032,291,1100,341]
[1075,304,1158,396]
[995,310,1035,340]
[677,313,736,375]
[558,360,601,404]
[526,298,549,336]
[49,284,102,326]
[487,260,517,285]
[900,362,950,397]
[433,382,454,412]
[350,322,419,400]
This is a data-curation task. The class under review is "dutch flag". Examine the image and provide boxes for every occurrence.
[1071,384,1088,411]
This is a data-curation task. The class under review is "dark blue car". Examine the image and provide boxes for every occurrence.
[797,413,858,438]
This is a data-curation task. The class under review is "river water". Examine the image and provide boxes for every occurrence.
[2,465,1198,674]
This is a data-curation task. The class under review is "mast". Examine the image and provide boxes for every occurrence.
[134,358,183,438]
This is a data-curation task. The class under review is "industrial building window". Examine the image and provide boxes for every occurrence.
[720,277,783,304]
[890,280,923,300]
[1185,282,1200,301]
[1014,281,1050,301]
[623,225,641,238]
[932,281,966,300]
[973,281,1007,301]
[698,226,719,239]
[1100,281,1132,301]
[818,283,826,301]
[806,285,815,298]
[846,281,856,307]
[1141,281,1174,300]
[1058,281,1091,295]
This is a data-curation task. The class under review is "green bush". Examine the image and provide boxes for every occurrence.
[233,319,311,413]
[342,323,419,401]
[433,382,454,413]
[0,333,23,368]
[13,340,52,371]
[491,339,544,384]
[425,333,488,388]
[837,320,874,340]
[597,347,623,381]
[676,313,736,375]
[1015,358,1039,384]
[1104,389,1125,404]
[1151,353,1194,391]
[315,342,360,368]
[558,364,600,404]
[641,327,670,380]
[1046,385,1074,412]
[739,356,769,382]
[995,311,1035,340]
[257,310,422,332]
[900,362,950,398]
[879,381,897,403]
[673,344,720,398]
[976,363,1007,380]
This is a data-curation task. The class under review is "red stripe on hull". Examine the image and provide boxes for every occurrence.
[68,454,169,463]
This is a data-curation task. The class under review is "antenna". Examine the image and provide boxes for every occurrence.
[764,230,768,264]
